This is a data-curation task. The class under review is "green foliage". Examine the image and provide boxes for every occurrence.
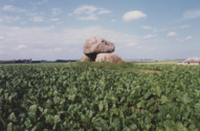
[0,64,200,130]
[73,61,135,71]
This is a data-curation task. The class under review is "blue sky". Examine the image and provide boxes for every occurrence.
[0,0,200,60]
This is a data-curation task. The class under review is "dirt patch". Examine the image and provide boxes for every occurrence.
[139,70,160,74]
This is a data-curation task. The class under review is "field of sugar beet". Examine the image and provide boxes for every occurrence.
[0,62,200,130]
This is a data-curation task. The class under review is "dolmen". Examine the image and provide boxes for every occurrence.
[80,37,122,63]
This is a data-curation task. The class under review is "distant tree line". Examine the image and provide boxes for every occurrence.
[0,59,78,64]
[13,59,78,64]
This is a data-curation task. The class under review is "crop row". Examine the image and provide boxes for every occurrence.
[0,64,200,130]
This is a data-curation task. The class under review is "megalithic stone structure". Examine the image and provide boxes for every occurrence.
[80,37,122,63]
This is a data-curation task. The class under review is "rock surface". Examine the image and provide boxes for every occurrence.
[80,55,92,62]
[80,37,122,63]
[95,53,122,63]
[83,37,115,54]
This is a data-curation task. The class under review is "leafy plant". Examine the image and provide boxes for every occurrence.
[0,64,200,130]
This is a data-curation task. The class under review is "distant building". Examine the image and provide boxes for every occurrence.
[177,62,184,65]
[181,57,200,65]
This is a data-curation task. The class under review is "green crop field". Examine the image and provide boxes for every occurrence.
[0,62,200,130]
[136,61,179,65]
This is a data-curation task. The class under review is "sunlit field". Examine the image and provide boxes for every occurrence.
[1,62,200,130]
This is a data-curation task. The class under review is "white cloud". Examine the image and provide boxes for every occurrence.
[20,22,26,25]
[16,45,27,50]
[27,12,45,22]
[52,8,63,15]
[0,25,140,59]
[123,10,147,22]
[30,0,48,5]
[185,36,192,40]
[26,13,37,16]
[73,5,111,21]
[143,26,152,30]
[3,5,25,12]
[29,17,44,22]
[176,39,183,42]
[111,19,116,22]
[177,36,192,42]
[97,8,111,14]
[49,18,59,21]
[180,25,190,28]
[142,26,168,33]
[167,32,177,37]
[127,43,137,47]
[74,5,98,20]
[78,15,98,20]
[0,36,4,40]
[183,10,200,20]
[11,16,20,21]
[150,46,157,50]
[1,16,20,23]
[70,48,78,52]
[54,48,62,51]
[143,34,157,39]
[152,28,168,33]
[56,22,63,25]
[137,46,142,49]
[158,28,167,32]
[172,25,191,30]
[56,22,63,24]
[40,12,45,15]
[68,13,73,17]
[37,2,43,5]
[62,26,140,46]
[74,5,97,14]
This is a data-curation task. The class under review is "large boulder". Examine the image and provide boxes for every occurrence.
[95,53,123,63]
[80,55,92,62]
[83,37,115,55]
